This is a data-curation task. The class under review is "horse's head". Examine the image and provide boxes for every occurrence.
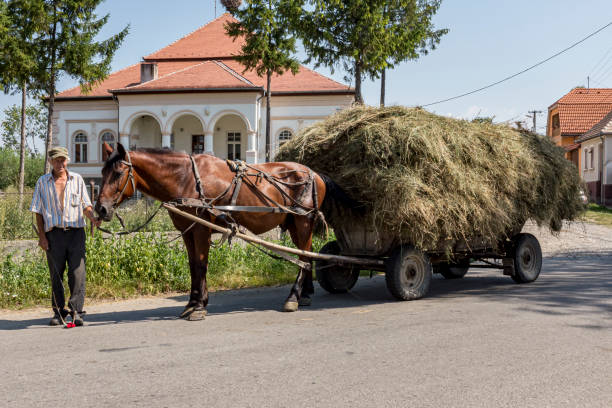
[95,142,137,221]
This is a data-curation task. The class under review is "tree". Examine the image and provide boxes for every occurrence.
[293,0,446,105]
[0,0,42,206]
[30,0,129,173]
[225,0,300,162]
[1,102,47,153]
[379,0,448,106]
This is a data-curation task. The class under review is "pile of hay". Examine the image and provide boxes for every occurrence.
[277,106,584,251]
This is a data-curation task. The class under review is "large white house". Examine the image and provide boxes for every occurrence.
[53,13,354,185]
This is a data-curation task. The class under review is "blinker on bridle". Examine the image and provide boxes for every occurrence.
[112,149,136,209]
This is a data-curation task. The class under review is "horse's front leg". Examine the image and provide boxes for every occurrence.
[180,226,211,321]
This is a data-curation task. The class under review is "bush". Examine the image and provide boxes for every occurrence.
[0,231,330,309]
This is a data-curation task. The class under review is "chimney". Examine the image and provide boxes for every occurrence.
[140,62,158,83]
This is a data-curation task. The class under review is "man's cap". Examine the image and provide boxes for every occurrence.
[48,146,70,160]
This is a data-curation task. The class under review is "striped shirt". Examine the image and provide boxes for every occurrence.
[30,171,93,232]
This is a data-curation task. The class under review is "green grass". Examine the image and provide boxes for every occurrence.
[583,204,612,227]
[0,231,331,309]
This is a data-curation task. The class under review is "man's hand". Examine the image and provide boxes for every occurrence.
[38,235,49,251]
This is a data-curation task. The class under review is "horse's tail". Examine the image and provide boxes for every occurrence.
[315,173,362,236]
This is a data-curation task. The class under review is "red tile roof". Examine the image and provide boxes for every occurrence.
[111,61,258,93]
[549,88,612,135]
[144,14,244,61]
[577,108,612,142]
[56,61,201,98]
[56,13,352,99]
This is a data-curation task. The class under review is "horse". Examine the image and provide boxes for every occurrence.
[95,142,331,320]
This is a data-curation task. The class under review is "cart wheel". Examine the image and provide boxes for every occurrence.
[510,233,542,283]
[315,241,360,294]
[385,245,432,300]
[437,262,469,279]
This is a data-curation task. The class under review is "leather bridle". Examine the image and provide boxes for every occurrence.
[111,150,136,209]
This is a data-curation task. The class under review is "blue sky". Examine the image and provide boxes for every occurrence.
[1,0,612,135]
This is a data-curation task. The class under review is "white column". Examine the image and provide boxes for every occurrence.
[204,131,214,155]
[119,133,129,149]
[161,132,171,148]
[246,130,258,164]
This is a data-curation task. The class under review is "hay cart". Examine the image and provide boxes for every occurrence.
[164,204,542,302]
[315,221,543,301]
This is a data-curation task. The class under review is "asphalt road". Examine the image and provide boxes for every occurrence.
[1,229,611,407]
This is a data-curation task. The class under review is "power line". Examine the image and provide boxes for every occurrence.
[422,20,612,107]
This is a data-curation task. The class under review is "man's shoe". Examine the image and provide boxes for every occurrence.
[73,313,84,327]
[49,314,62,326]
[49,309,69,326]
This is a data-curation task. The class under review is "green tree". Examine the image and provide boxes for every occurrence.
[0,0,42,206]
[225,0,300,162]
[1,101,47,154]
[30,0,129,172]
[379,0,447,106]
[293,0,446,105]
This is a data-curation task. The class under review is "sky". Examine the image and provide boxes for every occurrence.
[1,0,612,136]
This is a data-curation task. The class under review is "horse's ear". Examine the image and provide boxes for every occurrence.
[117,142,127,160]
[102,142,114,161]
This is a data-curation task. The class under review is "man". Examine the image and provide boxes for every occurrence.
[30,146,101,326]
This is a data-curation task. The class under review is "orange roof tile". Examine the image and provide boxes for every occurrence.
[144,13,244,61]
[577,108,612,142]
[550,88,612,135]
[55,13,352,99]
[111,61,259,93]
[56,61,200,98]
[223,60,351,93]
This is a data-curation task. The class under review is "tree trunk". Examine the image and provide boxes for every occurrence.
[44,11,58,174]
[44,82,55,174]
[18,84,27,209]
[380,68,386,107]
[354,60,363,105]
[265,70,272,162]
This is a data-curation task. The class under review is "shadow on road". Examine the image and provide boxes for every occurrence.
[2,252,610,331]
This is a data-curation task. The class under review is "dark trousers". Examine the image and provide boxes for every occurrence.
[45,228,86,314]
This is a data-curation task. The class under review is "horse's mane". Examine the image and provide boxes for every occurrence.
[102,147,181,171]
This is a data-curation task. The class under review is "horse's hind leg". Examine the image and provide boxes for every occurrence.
[283,215,315,312]
[180,226,211,321]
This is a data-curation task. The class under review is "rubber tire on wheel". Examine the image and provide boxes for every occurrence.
[510,233,542,283]
[315,241,360,294]
[385,245,432,301]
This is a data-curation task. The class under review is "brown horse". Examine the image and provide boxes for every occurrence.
[95,143,329,320]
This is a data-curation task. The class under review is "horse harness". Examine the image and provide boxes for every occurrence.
[180,155,322,220]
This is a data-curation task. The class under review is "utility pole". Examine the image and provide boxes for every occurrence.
[527,110,543,133]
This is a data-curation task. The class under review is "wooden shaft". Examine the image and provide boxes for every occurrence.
[163,204,385,267]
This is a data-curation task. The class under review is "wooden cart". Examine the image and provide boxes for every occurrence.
[315,221,542,301]
[163,204,542,302]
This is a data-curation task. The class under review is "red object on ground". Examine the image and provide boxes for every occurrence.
[65,322,75,328]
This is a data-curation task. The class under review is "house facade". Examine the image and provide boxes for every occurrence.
[546,88,612,169]
[52,14,354,186]
[576,110,612,206]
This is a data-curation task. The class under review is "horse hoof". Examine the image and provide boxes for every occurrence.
[298,297,312,306]
[186,309,207,321]
[179,306,195,319]
[283,301,299,312]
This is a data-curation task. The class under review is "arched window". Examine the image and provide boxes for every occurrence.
[74,132,88,163]
[278,129,293,146]
[100,131,115,161]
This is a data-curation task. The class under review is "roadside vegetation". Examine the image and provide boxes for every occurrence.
[0,230,329,309]
[583,204,612,227]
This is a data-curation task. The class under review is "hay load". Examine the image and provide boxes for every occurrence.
[277,106,584,251]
